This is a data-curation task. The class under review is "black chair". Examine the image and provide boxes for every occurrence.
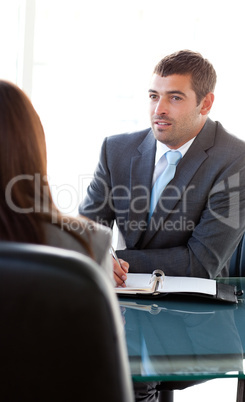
[229,234,245,277]
[0,242,134,402]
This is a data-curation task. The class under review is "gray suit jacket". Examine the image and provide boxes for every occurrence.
[79,118,245,278]
[42,220,113,280]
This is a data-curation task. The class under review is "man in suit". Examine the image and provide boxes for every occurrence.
[79,50,245,287]
[79,50,245,401]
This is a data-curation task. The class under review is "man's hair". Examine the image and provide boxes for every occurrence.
[153,50,217,105]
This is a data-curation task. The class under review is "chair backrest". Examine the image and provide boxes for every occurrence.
[229,234,245,276]
[0,242,134,402]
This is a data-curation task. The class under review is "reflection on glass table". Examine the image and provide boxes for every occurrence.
[119,277,245,382]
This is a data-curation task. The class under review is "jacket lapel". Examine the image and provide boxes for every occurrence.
[125,130,156,248]
[140,118,217,248]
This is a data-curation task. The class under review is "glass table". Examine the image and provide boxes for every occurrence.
[119,277,245,391]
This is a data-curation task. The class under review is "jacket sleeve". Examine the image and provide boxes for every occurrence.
[117,162,245,279]
[79,137,116,228]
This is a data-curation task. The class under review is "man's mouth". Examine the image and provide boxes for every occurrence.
[155,121,171,127]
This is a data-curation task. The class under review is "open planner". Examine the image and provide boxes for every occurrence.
[115,270,239,303]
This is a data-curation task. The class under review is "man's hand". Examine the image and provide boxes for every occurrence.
[112,257,129,287]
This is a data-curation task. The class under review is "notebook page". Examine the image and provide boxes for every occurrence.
[116,273,154,292]
[161,276,216,295]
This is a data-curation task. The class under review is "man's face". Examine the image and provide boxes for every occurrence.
[149,73,209,149]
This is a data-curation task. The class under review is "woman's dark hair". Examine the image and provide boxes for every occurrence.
[0,80,92,256]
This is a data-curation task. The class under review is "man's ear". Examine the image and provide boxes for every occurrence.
[200,92,215,115]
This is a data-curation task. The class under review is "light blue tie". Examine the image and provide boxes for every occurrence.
[149,150,182,221]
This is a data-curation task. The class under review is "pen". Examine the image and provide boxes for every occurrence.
[109,246,122,267]
[110,246,128,286]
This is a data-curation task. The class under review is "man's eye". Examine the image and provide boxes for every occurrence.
[172,96,182,101]
[149,94,158,100]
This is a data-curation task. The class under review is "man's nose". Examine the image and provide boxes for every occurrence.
[155,98,168,115]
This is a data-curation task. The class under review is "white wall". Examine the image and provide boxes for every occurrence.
[1,0,245,215]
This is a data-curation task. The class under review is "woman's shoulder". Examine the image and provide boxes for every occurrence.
[43,220,88,254]
[77,217,113,263]
[43,217,112,264]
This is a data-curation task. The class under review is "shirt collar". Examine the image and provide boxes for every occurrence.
[155,137,195,165]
